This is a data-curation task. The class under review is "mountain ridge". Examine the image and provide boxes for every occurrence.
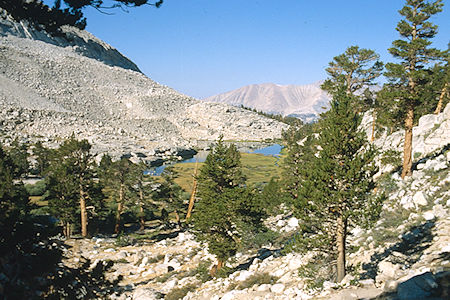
[204,81,331,123]
[0,9,287,162]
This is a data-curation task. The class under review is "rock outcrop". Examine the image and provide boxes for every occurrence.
[0,9,287,161]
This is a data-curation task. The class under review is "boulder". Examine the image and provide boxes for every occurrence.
[287,217,299,228]
[412,191,428,207]
[132,287,160,300]
[270,283,285,294]
[378,261,400,279]
[400,195,415,210]
[397,272,438,300]
[288,257,303,271]
[235,270,253,282]
[422,211,435,221]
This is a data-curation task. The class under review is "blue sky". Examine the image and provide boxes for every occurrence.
[53,0,450,99]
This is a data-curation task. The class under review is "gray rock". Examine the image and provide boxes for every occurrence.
[397,272,438,300]
[413,191,428,207]
[132,287,160,300]
[270,283,285,294]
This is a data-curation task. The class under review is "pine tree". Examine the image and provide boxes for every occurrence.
[45,136,95,237]
[322,45,383,99]
[191,138,264,275]
[158,167,187,228]
[32,141,52,176]
[281,123,316,204]
[0,143,30,255]
[294,90,381,282]
[431,48,449,114]
[99,156,138,234]
[321,45,383,141]
[382,0,444,178]
[128,161,156,230]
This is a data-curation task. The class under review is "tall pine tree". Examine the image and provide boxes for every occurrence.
[294,89,381,282]
[382,0,444,178]
[45,136,95,237]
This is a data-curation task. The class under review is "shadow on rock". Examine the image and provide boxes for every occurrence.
[361,220,436,280]
[234,248,282,272]
[374,271,450,300]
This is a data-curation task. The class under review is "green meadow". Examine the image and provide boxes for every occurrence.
[169,152,282,193]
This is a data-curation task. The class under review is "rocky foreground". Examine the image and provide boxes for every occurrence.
[0,9,287,162]
[50,106,450,300]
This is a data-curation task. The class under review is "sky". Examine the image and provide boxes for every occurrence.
[51,0,450,99]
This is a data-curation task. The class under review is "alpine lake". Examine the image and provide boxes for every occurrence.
[147,143,284,192]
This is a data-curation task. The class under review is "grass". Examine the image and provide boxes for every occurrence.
[169,152,282,192]
[228,272,279,290]
[155,270,178,283]
[29,195,47,206]
[164,284,198,300]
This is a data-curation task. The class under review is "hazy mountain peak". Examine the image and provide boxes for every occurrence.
[204,81,330,123]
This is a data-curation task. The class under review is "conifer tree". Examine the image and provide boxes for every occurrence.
[100,156,138,234]
[0,143,30,255]
[45,136,95,237]
[381,0,444,178]
[431,49,449,114]
[33,141,52,176]
[321,46,383,141]
[281,123,316,203]
[294,89,381,282]
[192,138,264,274]
[128,161,156,230]
[322,45,383,100]
[158,167,187,228]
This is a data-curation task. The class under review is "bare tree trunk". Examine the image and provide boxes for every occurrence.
[115,183,125,234]
[80,187,88,237]
[210,258,224,277]
[186,162,198,220]
[139,205,145,231]
[371,110,376,142]
[139,187,145,231]
[64,221,71,239]
[401,105,414,179]
[434,82,448,114]
[336,216,347,282]
[174,209,181,228]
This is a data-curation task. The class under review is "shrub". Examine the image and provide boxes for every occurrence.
[234,272,278,290]
[164,284,197,300]
[298,254,335,290]
[25,180,46,196]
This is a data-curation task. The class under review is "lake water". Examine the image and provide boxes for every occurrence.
[146,143,283,176]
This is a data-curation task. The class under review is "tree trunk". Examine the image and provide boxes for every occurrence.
[80,187,88,237]
[210,258,224,277]
[139,187,145,231]
[64,221,71,239]
[174,209,181,228]
[401,105,414,179]
[186,163,198,220]
[336,215,347,282]
[434,82,448,114]
[371,110,376,142]
[139,205,145,231]
[115,183,125,234]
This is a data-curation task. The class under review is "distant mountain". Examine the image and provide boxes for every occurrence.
[204,82,331,123]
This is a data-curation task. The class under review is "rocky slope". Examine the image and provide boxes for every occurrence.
[0,10,287,161]
[55,105,450,299]
[204,82,331,123]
